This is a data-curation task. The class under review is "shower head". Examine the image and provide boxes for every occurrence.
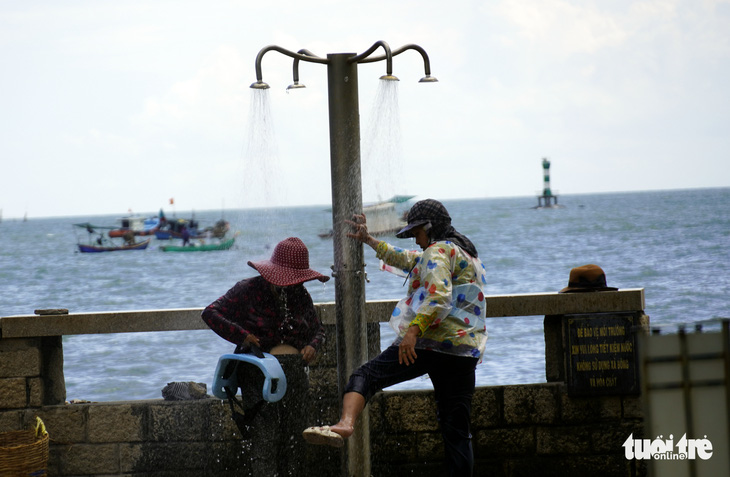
[379,74,400,81]
[250,81,271,90]
[418,75,438,83]
[286,82,306,90]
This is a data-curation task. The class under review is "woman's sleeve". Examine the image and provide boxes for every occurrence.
[375,241,420,272]
[201,281,251,345]
[408,245,453,334]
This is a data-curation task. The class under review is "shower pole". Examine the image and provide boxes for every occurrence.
[326,52,370,477]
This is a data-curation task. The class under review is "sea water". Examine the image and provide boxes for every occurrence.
[0,188,728,401]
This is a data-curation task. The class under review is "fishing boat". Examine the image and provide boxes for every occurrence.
[155,218,229,240]
[108,213,162,238]
[78,238,151,253]
[73,223,152,253]
[155,217,198,240]
[160,236,236,252]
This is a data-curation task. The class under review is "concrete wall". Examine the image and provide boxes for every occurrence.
[0,292,648,477]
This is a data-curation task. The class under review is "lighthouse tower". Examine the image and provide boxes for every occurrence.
[536,157,561,208]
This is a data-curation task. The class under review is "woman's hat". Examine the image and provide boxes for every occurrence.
[248,237,330,287]
[559,264,618,293]
[396,199,451,238]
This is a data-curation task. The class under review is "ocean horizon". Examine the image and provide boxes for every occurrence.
[2,186,725,222]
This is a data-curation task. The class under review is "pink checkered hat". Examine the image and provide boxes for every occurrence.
[248,237,330,287]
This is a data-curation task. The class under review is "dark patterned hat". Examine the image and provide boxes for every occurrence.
[248,237,329,287]
[396,199,451,238]
[559,264,618,293]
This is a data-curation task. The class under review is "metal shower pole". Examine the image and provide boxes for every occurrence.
[326,52,370,477]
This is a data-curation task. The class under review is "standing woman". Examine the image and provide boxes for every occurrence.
[303,199,488,477]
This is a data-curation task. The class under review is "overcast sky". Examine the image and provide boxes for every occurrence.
[1,0,728,219]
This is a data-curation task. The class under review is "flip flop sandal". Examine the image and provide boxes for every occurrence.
[302,426,345,448]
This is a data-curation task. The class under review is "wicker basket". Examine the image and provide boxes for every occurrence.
[0,417,49,476]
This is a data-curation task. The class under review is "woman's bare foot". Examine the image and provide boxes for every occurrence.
[304,392,363,447]
[328,421,354,439]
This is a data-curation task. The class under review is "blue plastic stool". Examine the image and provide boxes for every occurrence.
[212,353,287,403]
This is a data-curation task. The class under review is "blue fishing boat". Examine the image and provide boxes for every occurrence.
[73,223,151,253]
[77,238,151,253]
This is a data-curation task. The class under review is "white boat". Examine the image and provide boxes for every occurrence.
[109,213,162,237]
[319,195,415,238]
[361,201,406,236]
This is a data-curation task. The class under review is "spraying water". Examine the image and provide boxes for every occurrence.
[241,88,293,252]
[361,79,403,204]
[244,89,280,195]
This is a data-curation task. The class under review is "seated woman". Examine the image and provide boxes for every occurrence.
[201,236,329,363]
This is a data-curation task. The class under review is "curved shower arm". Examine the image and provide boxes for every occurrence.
[254,45,328,82]
[358,43,434,77]
[397,44,433,77]
[348,40,394,76]
[291,49,320,85]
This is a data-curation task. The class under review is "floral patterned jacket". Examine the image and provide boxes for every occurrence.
[376,240,488,358]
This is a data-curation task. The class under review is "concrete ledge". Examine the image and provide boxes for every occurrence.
[486,289,644,317]
[0,289,644,338]
[0,308,207,338]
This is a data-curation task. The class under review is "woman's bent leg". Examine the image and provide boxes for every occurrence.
[332,345,427,438]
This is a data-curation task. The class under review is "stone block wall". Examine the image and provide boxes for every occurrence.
[0,386,646,477]
[1,353,336,477]
[2,399,266,476]
[364,384,646,477]
[0,337,45,409]
[0,335,65,409]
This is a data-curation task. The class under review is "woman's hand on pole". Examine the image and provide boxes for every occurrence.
[345,214,379,249]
